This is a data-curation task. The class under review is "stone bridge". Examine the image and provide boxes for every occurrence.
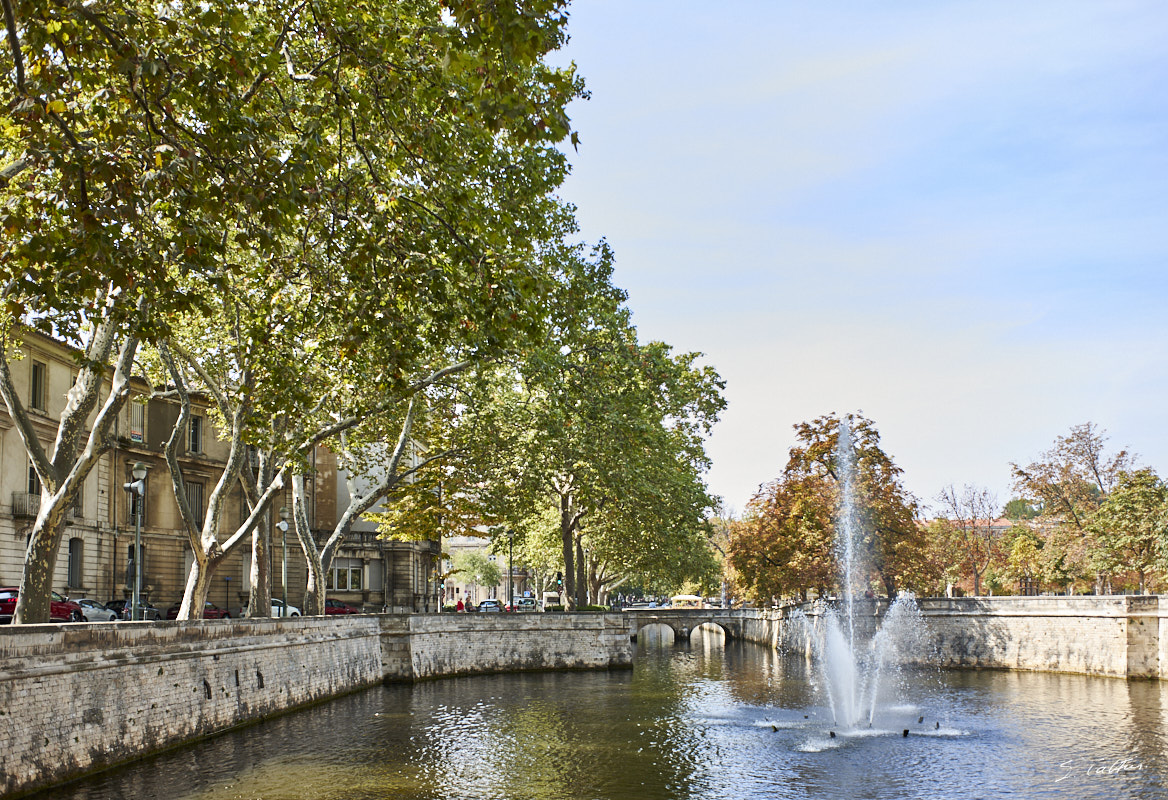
[624,607,752,641]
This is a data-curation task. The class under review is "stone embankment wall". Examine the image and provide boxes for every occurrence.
[915,595,1166,678]
[382,613,632,680]
[736,596,1168,680]
[0,613,631,797]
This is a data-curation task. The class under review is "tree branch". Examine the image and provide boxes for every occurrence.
[0,154,30,188]
[1,0,24,91]
[158,341,201,545]
[300,360,471,450]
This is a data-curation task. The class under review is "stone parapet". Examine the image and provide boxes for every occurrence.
[0,612,632,797]
[735,596,1167,681]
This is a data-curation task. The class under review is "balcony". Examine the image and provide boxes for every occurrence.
[11,492,82,520]
[12,492,39,519]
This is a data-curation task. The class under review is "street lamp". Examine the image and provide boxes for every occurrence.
[507,529,514,611]
[275,506,290,617]
[123,461,148,621]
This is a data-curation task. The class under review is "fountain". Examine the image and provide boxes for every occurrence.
[797,419,925,731]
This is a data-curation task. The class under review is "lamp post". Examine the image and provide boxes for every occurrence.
[123,462,148,621]
[275,506,290,617]
[583,547,590,607]
[507,529,514,611]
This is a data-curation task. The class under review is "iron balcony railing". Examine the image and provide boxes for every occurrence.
[11,492,82,520]
[12,492,39,518]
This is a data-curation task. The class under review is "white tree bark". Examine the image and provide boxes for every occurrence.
[1,293,141,623]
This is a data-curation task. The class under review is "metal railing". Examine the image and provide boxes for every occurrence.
[11,492,82,520]
[12,492,39,518]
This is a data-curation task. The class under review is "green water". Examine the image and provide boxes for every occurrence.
[42,633,1168,799]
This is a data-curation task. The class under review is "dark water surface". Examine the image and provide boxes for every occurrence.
[41,631,1168,800]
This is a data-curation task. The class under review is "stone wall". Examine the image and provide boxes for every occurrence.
[734,596,1167,680]
[916,595,1165,678]
[0,612,632,797]
[385,612,633,680]
[5,598,1160,796]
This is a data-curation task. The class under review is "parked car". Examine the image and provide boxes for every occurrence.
[476,599,503,612]
[324,598,360,615]
[269,599,301,617]
[105,599,163,621]
[239,599,303,617]
[166,601,231,619]
[76,598,118,622]
[515,598,538,612]
[0,588,83,623]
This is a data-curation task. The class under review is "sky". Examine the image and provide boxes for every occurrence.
[547,1,1168,516]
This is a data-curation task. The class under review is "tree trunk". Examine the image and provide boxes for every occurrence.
[3,308,140,623]
[13,500,70,623]
[179,555,217,619]
[246,457,277,618]
[247,509,272,617]
[560,494,576,611]
[294,474,326,615]
[575,536,587,608]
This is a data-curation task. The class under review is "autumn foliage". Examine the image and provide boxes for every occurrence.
[729,413,926,604]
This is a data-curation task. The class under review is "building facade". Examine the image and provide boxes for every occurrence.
[0,331,437,614]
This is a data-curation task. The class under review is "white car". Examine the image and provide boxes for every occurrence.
[240,599,302,617]
[76,598,119,622]
[271,599,301,617]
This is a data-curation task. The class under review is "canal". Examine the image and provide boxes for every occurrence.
[37,628,1168,800]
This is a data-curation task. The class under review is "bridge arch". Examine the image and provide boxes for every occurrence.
[625,609,745,642]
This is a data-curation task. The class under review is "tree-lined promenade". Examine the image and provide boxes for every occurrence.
[5,2,1160,626]
[0,0,725,623]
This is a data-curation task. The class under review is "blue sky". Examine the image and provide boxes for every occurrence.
[550,1,1168,515]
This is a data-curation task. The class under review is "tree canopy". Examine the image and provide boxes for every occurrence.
[729,413,923,604]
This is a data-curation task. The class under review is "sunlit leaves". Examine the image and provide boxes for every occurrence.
[730,413,922,603]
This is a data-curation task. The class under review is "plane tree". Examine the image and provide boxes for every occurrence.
[477,247,726,609]
[0,0,309,622]
[1087,469,1167,594]
[3,0,586,620]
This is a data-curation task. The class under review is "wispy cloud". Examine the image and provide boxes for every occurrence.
[557,0,1168,510]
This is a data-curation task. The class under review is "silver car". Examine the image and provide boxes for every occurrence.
[76,598,119,622]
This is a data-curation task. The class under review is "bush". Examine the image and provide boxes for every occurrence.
[544,605,565,612]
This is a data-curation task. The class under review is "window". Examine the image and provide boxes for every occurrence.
[30,361,47,411]
[129,401,145,443]
[27,461,40,496]
[326,558,363,592]
[186,481,205,527]
[67,538,83,588]
[188,415,203,453]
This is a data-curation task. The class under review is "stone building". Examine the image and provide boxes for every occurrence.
[441,533,530,608]
[0,330,438,614]
[332,446,442,613]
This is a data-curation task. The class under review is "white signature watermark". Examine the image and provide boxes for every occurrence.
[1055,757,1144,782]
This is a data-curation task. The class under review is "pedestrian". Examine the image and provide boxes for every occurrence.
[455,598,464,612]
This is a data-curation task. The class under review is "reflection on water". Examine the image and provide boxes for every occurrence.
[40,627,1167,800]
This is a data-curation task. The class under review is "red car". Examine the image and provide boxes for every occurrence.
[166,601,231,619]
[0,588,84,623]
[324,598,360,615]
